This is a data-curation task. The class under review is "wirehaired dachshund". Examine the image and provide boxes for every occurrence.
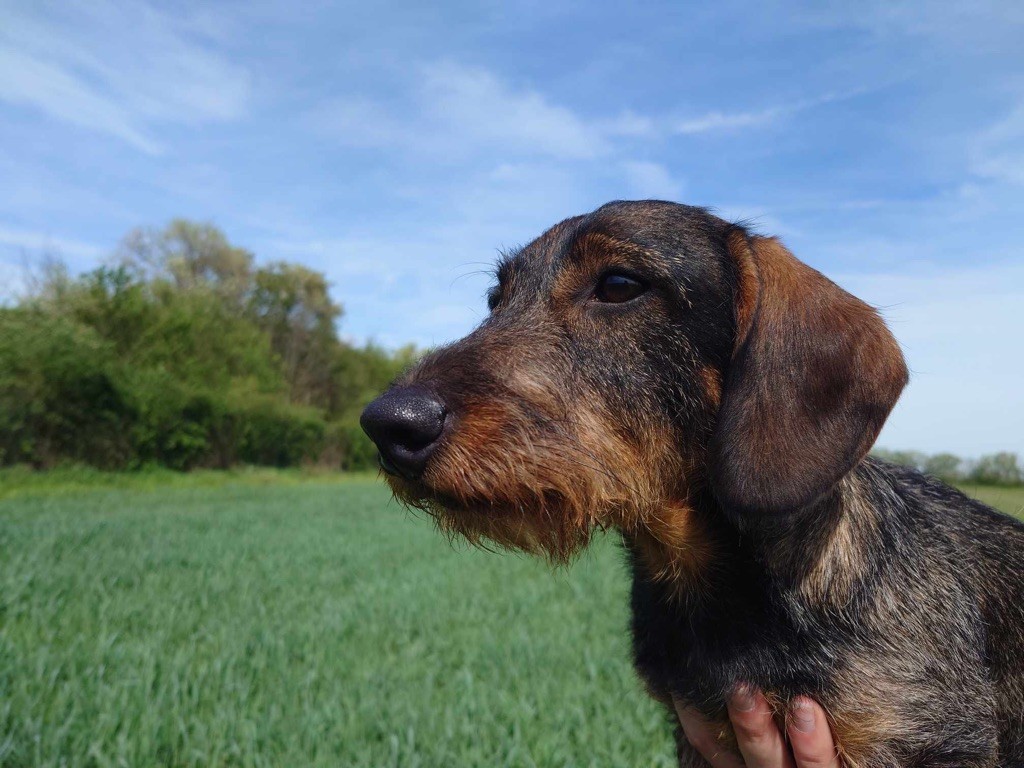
[361,200,1024,767]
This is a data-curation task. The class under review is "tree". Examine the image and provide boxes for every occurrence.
[0,308,131,468]
[969,453,1023,486]
[116,219,254,306]
[872,449,927,471]
[331,342,418,418]
[923,453,963,483]
[4,217,420,471]
[248,263,342,407]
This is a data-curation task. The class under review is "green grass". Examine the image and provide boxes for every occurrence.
[2,472,1022,768]
[0,465,364,502]
[961,483,1024,519]
[0,474,672,768]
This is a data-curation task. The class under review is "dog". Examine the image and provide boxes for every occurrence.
[360,200,1024,767]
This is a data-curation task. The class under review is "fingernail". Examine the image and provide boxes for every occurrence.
[791,699,815,733]
[730,683,757,712]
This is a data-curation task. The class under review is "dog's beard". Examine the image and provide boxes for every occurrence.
[385,471,603,562]
[380,392,695,563]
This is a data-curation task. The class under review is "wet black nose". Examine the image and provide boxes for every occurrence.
[360,386,447,479]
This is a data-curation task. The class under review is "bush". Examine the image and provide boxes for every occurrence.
[0,309,134,468]
[335,415,380,471]
[923,453,965,483]
[968,453,1023,486]
[875,448,1022,487]
[871,449,927,472]
[123,370,213,470]
[3,219,418,473]
[234,398,326,467]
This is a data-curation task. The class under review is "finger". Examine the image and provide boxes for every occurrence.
[727,685,796,768]
[787,697,841,768]
[674,700,746,768]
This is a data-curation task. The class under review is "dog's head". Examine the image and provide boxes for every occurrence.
[361,201,907,563]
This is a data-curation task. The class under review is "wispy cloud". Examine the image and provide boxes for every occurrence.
[798,0,1024,51]
[0,46,162,154]
[310,61,609,160]
[970,103,1024,186]
[0,1,252,154]
[621,161,685,200]
[675,106,785,135]
[262,227,499,348]
[0,224,103,260]
[673,88,872,135]
[418,62,609,159]
[598,111,659,139]
[312,63,874,154]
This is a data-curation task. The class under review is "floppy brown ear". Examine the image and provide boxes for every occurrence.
[709,229,908,519]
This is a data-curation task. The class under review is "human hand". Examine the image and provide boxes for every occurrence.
[675,687,840,767]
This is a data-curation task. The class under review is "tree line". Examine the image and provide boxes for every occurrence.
[873,449,1023,486]
[0,220,416,471]
[3,221,1021,482]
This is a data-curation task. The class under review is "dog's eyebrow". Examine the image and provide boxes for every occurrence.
[494,248,522,286]
[563,231,674,285]
[566,230,656,261]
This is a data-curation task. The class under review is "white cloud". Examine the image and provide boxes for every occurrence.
[675,106,785,135]
[798,1,1024,50]
[0,46,161,154]
[314,61,866,155]
[621,161,684,201]
[970,103,1024,186]
[673,88,872,136]
[0,0,252,153]
[418,61,608,159]
[253,164,592,349]
[265,229,493,349]
[310,61,609,160]
[0,224,103,260]
[307,98,407,150]
[598,110,659,138]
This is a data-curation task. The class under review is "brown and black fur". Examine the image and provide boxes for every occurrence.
[361,201,1024,767]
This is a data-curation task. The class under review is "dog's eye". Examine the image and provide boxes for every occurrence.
[595,273,646,303]
[486,286,501,311]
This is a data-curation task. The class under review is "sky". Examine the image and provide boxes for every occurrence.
[0,0,1022,456]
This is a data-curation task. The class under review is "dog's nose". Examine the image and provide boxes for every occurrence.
[360,386,447,479]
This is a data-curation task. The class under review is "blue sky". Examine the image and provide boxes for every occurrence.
[1,0,1022,456]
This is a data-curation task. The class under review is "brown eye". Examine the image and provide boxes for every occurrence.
[595,273,646,303]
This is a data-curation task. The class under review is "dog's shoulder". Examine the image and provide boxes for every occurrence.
[862,456,1024,540]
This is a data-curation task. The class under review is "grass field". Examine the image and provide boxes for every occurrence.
[2,472,1022,768]
[0,473,672,768]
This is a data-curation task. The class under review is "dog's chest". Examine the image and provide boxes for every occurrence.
[630,583,840,707]
[628,567,1004,767]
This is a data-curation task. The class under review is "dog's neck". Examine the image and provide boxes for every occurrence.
[624,465,880,606]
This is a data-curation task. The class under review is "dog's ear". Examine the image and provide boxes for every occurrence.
[709,229,908,519]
